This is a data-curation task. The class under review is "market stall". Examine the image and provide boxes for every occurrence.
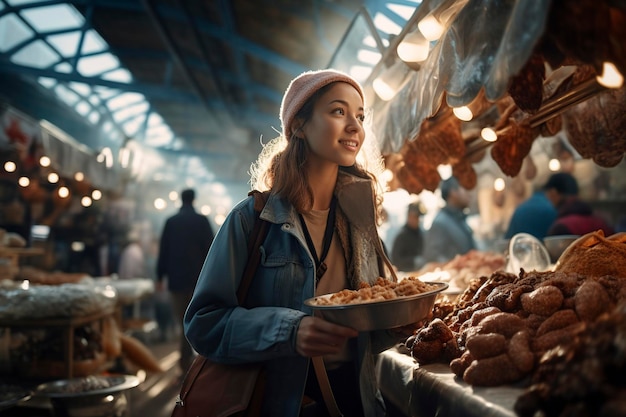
[377,347,522,417]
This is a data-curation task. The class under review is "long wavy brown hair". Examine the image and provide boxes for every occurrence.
[250,81,384,221]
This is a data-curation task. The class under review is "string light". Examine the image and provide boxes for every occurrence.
[481,127,498,142]
[39,156,51,167]
[3,161,16,172]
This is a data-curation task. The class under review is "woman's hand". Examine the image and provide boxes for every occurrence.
[296,316,358,357]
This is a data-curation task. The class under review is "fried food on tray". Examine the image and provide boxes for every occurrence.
[310,276,440,306]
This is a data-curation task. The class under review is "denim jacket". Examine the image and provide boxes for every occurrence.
[185,171,397,417]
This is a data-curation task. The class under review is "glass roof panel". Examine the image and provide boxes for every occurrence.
[54,61,72,73]
[10,39,57,67]
[387,3,419,20]
[81,29,107,54]
[88,111,100,124]
[373,12,402,35]
[77,53,120,76]
[114,101,149,122]
[20,4,83,32]
[102,68,133,83]
[47,31,81,57]
[122,115,145,137]
[0,13,33,52]
[53,84,80,106]
[75,100,91,116]
[69,82,91,96]
[148,113,164,126]
[37,77,56,88]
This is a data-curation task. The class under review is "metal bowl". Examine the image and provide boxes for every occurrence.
[36,375,140,417]
[543,235,580,263]
[0,386,32,412]
[304,282,448,331]
[36,375,140,398]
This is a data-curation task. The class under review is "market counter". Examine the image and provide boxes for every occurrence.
[377,347,524,417]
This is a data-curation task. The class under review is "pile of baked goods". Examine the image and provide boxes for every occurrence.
[405,230,626,393]
[310,276,440,306]
[417,250,506,293]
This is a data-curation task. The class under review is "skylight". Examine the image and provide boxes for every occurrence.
[10,39,57,67]
[0,14,31,52]
[1,0,176,153]
[20,4,82,32]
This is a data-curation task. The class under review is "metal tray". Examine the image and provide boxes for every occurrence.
[304,282,448,331]
[36,375,140,399]
[0,388,32,412]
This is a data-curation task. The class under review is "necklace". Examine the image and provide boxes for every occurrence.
[298,196,337,284]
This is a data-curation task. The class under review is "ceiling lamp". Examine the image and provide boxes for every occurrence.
[397,31,430,63]
[4,161,16,172]
[452,106,473,121]
[39,156,51,167]
[596,61,623,88]
[373,61,411,101]
[418,0,469,41]
[480,127,498,142]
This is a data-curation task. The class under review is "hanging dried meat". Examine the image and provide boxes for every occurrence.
[490,122,540,177]
[562,85,626,167]
[508,52,546,114]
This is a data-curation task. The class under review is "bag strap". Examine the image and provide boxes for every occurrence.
[312,357,343,417]
[236,190,270,305]
[177,191,269,406]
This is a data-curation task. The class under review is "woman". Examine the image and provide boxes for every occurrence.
[185,69,400,417]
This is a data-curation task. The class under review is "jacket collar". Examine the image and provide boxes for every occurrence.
[259,170,377,231]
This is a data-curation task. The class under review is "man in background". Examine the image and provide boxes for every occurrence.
[157,188,214,375]
[505,172,579,240]
[391,201,426,272]
[423,176,476,264]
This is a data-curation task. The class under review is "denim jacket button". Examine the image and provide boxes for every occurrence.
[284,223,291,230]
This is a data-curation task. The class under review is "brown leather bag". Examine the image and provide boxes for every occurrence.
[171,191,269,417]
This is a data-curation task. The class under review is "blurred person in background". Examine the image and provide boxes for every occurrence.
[423,176,476,264]
[118,227,146,280]
[505,172,579,240]
[118,227,147,321]
[547,196,614,237]
[391,201,426,272]
[157,188,214,374]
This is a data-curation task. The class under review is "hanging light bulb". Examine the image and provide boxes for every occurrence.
[47,172,59,183]
[4,161,16,172]
[397,31,430,63]
[418,0,469,41]
[39,156,51,167]
[452,106,473,121]
[418,14,445,41]
[373,62,410,101]
[548,158,561,172]
[493,178,506,192]
[481,127,498,142]
[596,61,623,88]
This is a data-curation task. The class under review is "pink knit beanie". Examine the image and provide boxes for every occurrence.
[280,69,364,140]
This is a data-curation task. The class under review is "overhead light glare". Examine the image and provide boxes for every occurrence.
[596,61,623,88]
